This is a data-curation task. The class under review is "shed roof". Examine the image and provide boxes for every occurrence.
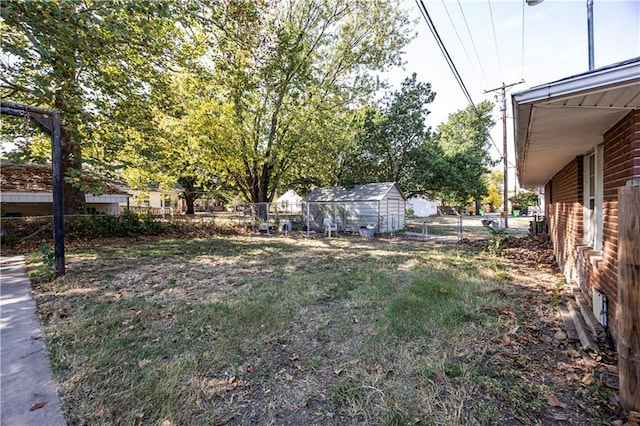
[303,182,405,202]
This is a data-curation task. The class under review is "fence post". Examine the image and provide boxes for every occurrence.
[458,216,463,241]
[306,202,310,237]
[617,179,640,412]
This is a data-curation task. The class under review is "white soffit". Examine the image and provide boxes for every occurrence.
[513,58,640,188]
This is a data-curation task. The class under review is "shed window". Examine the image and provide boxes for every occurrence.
[583,144,603,251]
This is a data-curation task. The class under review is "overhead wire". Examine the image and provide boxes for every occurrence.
[414,0,475,108]
[456,0,489,87]
[487,0,504,81]
[414,0,503,158]
[440,0,483,87]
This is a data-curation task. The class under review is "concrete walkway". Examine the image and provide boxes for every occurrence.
[1,255,66,426]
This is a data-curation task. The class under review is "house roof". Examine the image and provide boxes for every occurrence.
[277,189,302,202]
[511,57,640,187]
[303,182,405,202]
[0,160,129,195]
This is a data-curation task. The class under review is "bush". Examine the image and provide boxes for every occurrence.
[66,212,170,239]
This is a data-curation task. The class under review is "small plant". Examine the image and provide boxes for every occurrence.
[553,280,566,300]
[487,234,506,254]
[28,239,56,282]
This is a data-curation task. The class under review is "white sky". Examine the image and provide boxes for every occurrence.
[383,0,640,188]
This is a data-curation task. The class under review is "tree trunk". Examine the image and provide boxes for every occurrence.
[60,130,86,215]
[184,194,196,215]
[53,61,86,215]
[178,176,199,215]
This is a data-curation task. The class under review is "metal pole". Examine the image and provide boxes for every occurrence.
[526,0,594,70]
[0,100,65,276]
[587,0,594,70]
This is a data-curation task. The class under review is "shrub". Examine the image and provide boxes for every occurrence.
[66,212,170,239]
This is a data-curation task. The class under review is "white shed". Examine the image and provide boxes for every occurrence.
[302,182,405,234]
[276,189,303,213]
[406,196,439,217]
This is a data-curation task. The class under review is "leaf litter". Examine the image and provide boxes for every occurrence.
[27,232,627,425]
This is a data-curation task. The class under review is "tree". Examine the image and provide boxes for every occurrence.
[117,71,233,215]
[432,101,496,206]
[482,169,504,212]
[1,1,188,213]
[339,73,435,190]
[198,0,413,203]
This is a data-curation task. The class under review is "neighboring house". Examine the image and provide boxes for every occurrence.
[125,186,182,215]
[406,196,439,217]
[276,189,303,213]
[512,57,640,342]
[0,160,130,216]
[302,182,406,234]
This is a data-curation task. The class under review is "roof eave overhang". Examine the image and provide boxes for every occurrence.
[512,59,640,188]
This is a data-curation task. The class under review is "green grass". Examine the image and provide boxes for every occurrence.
[28,235,613,425]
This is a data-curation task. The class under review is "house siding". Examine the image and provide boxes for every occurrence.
[548,110,640,342]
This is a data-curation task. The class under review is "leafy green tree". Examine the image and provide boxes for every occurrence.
[432,100,496,206]
[198,0,413,203]
[339,73,436,190]
[1,0,188,213]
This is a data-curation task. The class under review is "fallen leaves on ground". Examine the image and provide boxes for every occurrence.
[29,401,47,411]
[548,393,569,409]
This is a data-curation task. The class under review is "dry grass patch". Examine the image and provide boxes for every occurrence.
[28,235,619,425]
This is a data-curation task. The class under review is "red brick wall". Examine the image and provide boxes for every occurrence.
[594,110,640,337]
[548,110,640,341]
[547,158,583,282]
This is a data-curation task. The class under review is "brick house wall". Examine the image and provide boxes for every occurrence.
[546,158,583,284]
[546,110,640,341]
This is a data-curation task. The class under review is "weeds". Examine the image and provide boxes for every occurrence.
[487,233,507,254]
[26,239,56,282]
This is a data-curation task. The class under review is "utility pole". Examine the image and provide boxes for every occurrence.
[527,0,595,71]
[485,80,524,229]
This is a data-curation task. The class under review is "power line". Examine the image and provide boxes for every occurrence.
[414,0,502,157]
[487,0,504,81]
[456,0,489,86]
[414,0,475,108]
[440,0,482,86]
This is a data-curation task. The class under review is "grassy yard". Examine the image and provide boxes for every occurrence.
[28,234,618,425]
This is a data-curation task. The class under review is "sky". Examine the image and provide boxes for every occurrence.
[383,0,640,188]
